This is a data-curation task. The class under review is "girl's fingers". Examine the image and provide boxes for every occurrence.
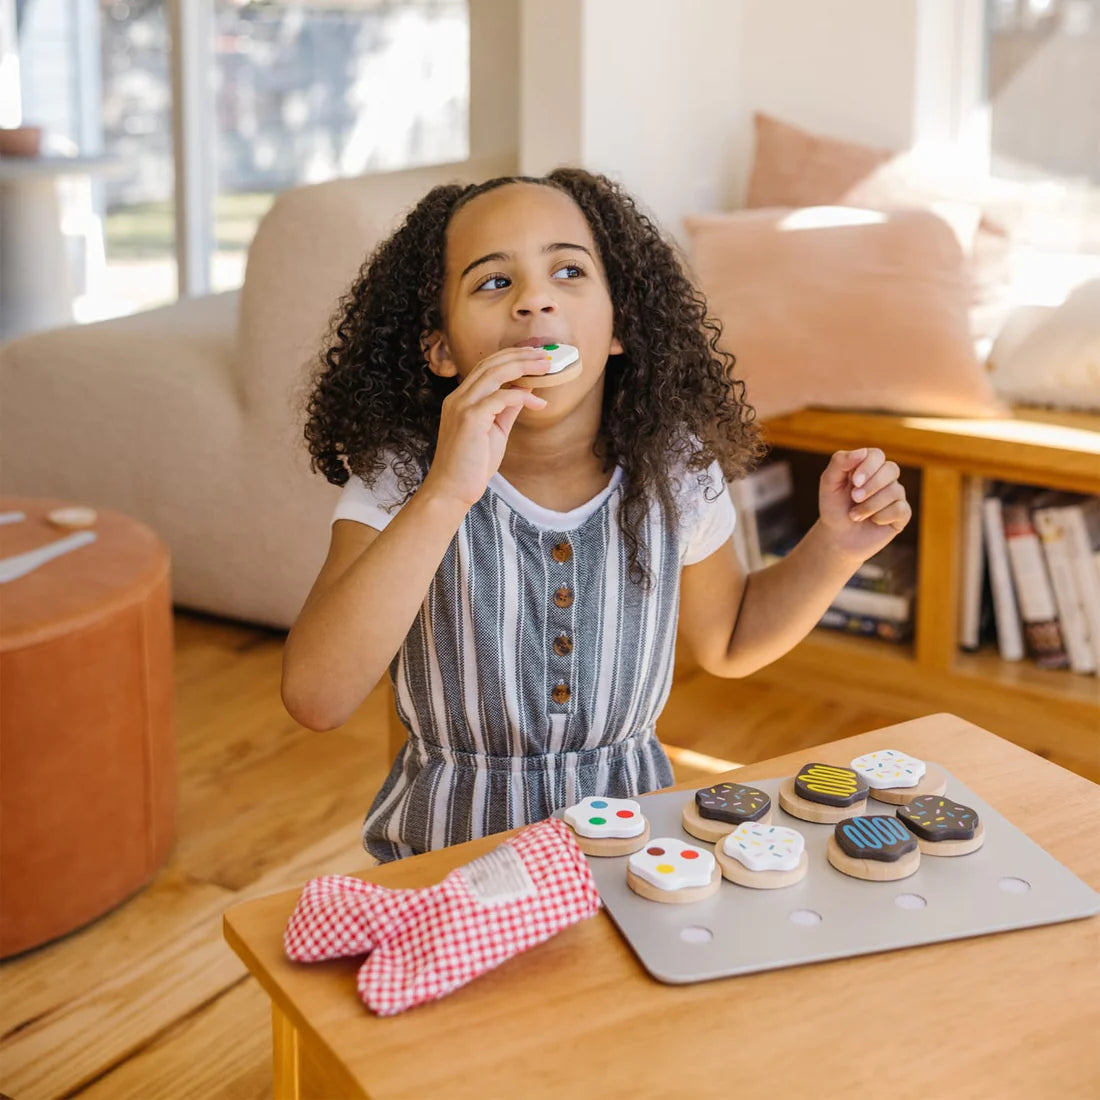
[820,448,868,493]
[849,482,907,522]
[869,499,913,531]
[456,349,553,405]
[850,459,900,503]
[849,448,886,490]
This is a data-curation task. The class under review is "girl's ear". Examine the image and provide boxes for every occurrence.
[423,331,458,379]
[610,335,624,356]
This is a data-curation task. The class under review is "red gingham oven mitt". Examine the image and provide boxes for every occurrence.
[283,817,600,1016]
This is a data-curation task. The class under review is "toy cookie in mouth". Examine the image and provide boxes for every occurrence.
[562,796,650,856]
[681,781,772,843]
[826,815,920,881]
[513,342,582,389]
[714,822,808,889]
[626,839,720,904]
[850,748,947,805]
[897,795,985,856]
[778,762,870,823]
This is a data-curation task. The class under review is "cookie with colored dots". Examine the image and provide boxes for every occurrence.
[681,781,772,843]
[826,815,920,881]
[897,794,985,856]
[778,762,869,823]
[714,822,808,889]
[851,748,948,805]
[562,796,650,856]
[626,839,720,904]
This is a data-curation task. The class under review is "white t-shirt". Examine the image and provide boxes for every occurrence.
[332,458,736,566]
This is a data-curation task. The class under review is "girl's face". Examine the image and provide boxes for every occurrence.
[424,182,623,415]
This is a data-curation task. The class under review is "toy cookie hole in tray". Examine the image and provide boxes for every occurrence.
[562,796,650,856]
[778,762,869,823]
[681,781,771,843]
[896,794,985,856]
[826,815,920,882]
[713,822,809,889]
[851,748,947,805]
[626,839,720,904]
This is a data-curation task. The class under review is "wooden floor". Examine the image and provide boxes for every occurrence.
[0,610,1086,1098]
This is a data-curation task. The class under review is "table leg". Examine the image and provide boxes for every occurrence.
[272,1002,301,1100]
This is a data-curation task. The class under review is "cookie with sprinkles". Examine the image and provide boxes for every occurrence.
[562,796,650,857]
[778,762,870,823]
[682,781,772,843]
[626,838,721,904]
[897,795,985,856]
[714,822,809,889]
[826,815,920,881]
[852,749,948,805]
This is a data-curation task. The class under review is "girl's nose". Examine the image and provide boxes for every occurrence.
[511,282,558,317]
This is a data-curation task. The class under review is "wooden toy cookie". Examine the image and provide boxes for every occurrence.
[562,796,650,856]
[714,822,808,889]
[681,781,771,843]
[826,815,920,881]
[626,839,720,904]
[513,342,583,389]
[897,794,985,856]
[778,762,870,823]
[850,748,947,805]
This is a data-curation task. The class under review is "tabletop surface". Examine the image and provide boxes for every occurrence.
[224,714,1100,1099]
[0,497,168,648]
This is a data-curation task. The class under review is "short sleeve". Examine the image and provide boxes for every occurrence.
[675,459,736,566]
[331,464,408,531]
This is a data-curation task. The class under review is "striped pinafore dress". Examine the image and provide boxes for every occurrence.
[334,463,732,863]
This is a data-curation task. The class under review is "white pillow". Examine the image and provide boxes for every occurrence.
[988,280,1100,411]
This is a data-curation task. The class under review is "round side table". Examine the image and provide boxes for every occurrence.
[0,498,176,957]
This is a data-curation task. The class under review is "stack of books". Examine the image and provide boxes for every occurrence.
[729,460,916,644]
[962,479,1100,675]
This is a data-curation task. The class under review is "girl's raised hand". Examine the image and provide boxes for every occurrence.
[421,347,553,509]
[817,448,912,562]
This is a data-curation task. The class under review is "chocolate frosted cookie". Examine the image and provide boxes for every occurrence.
[897,795,985,856]
[682,782,771,842]
[779,762,870,823]
[827,815,920,881]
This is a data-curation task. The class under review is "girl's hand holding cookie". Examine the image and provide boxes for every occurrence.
[422,347,552,509]
[817,447,912,562]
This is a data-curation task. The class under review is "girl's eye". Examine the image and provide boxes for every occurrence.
[552,263,585,280]
[476,274,510,291]
[474,264,585,292]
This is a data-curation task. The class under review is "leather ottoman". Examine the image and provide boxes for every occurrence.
[0,497,175,957]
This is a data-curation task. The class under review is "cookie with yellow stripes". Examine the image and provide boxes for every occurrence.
[778,762,870,824]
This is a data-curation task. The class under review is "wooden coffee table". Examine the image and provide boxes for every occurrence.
[224,714,1100,1098]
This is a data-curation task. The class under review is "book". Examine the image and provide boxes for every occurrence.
[830,585,912,622]
[731,460,800,570]
[819,607,913,644]
[1032,504,1096,674]
[846,542,917,595]
[981,495,1025,662]
[958,476,987,652]
[1055,498,1100,675]
[1001,493,1069,670]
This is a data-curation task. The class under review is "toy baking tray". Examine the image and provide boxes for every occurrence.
[574,771,1100,984]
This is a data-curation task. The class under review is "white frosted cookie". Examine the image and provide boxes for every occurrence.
[562,796,649,856]
[714,822,809,889]
[626,838,720,904]
[850,750,948,805]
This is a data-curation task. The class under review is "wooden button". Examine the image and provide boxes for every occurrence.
[553,586,574,609]
[551,541,573,563]
[551,682,571,705]
[553,634,573,657]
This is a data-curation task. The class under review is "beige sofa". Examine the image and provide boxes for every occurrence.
[0,155,515,629]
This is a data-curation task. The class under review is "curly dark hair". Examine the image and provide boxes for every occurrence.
[303,167,763,583]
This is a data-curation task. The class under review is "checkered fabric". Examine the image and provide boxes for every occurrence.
[283,817,600,1015]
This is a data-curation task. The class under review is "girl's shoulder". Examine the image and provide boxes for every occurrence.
[667,457,736,566]
[330,456,415,531]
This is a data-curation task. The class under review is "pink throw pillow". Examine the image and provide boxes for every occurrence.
[745,113,1014,343]
[683,207,1008,421]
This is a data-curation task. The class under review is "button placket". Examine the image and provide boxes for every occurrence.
[547,532,576,710]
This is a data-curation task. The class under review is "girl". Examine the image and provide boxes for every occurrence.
[282,168,911,863]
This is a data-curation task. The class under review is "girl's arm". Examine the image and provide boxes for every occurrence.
[678,448,912,678]
[282,348,551,730]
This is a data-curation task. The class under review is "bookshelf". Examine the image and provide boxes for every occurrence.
[759,405,1100,779]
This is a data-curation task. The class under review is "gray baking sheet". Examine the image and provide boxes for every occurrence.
[570,770,1100,984]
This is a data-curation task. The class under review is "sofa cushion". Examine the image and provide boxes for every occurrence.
[683,206,1007,421]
